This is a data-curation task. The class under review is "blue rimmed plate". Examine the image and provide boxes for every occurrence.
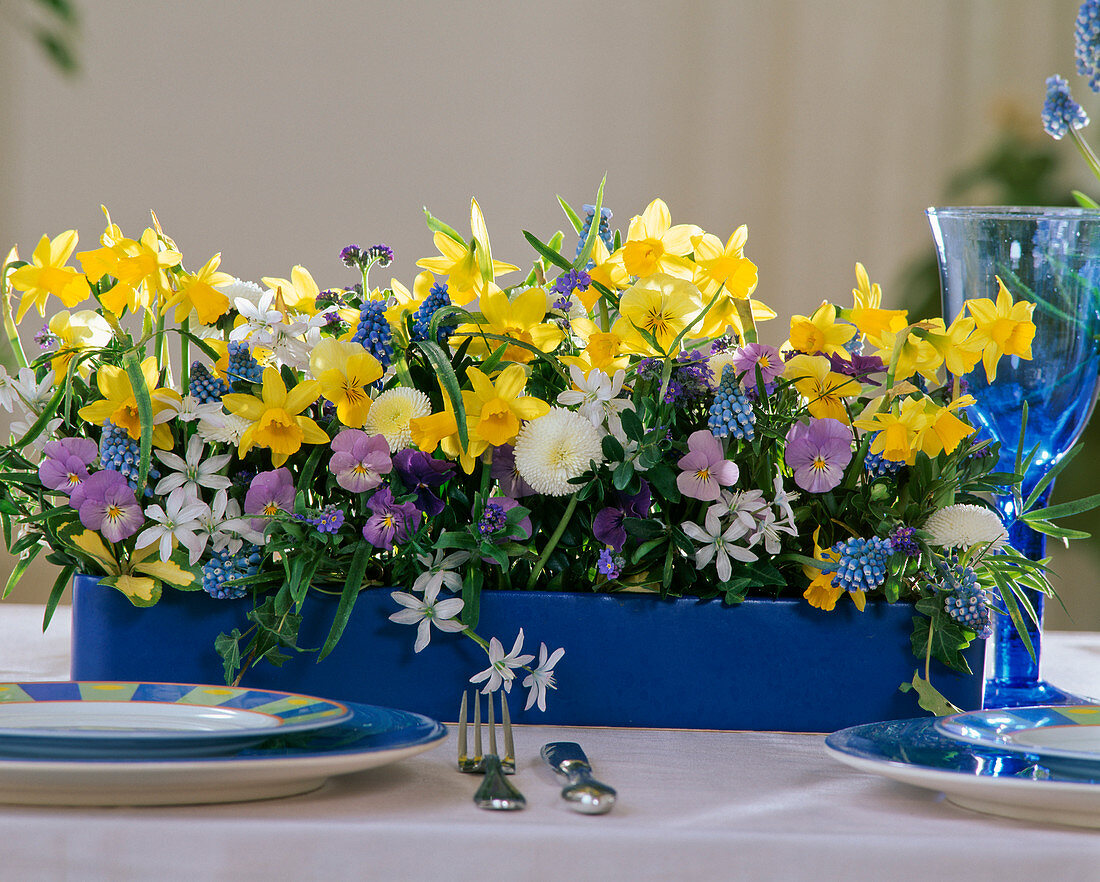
[0,682,353,759]
[935,705,1100,777]
[0,700,446,805]
[826,717,1100,828]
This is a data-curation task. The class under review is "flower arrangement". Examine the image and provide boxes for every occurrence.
[0,185,1087,715]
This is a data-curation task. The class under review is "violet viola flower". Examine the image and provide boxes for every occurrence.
[592,480,652,551]
[68,470,143,543]
[490,444,535,498]
[362,486,422,548]
[393,449,454,517]
[784,418,854,493]
[329,429,392,493]
[732,343,785,386]
[676,430,740,502]
[828,351,885,386]
[244,468,296,531]
[39,437,99,494]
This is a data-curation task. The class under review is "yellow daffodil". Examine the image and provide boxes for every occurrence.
[48,309,112,381]
[10,230,90,321]
[462,365,551,447]
[222,367,328,466]
[387,271,437,330]
[80,217,181,316]
[583,238,631,305]
[409,402,489,474]
[309,338,383,428]
[853,397,930,464]
[964,277,1037,382]
[690,228,758,299]
[261,265,322,315]
[872,323,944,384]
[562,317,631,375]
[454,286,563,363]
[77,356,180,449]
[915,395,976,458]
[922,316,982,378]
[788,302,856,359]
[612,273,704,357]
[162,253,234,325]
[617,198,701,279]
[851,262,881,310]
[784,354,862,423]
[416,199,518,305]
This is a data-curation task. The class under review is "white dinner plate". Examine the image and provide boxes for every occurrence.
[0,699,446,805]
[934,705,1100,777]
[0,682,352,758]
[825,717,1100,828]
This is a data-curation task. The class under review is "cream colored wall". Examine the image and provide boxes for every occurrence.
[1,0,1097,628]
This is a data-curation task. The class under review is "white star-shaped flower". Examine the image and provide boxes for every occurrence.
[522,642,565,712]
[388,582,466,653]
[469,629,536,694]
[155,434,232,497]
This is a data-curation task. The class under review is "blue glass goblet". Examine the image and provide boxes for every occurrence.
[928,206,1100,708]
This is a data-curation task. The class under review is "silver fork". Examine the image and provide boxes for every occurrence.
[457,690,525,810]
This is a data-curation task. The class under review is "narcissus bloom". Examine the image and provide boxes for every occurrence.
[463,364,550,447]
[416,199,518,304]
[964,277,1036,383]
[162,253,234,325]
[222,367,328,466]
[690,227,758,298]
[77,356,180,449]
[788,302,856,359]
[455,286,563,363]
[10,230,90,321]
[261,265,322,315]
[618,198,701,279]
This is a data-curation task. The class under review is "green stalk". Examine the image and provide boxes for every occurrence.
[1070,127,1100,183]
[179,317,190,394]
[525,493,579,590]
[0,262,27,369]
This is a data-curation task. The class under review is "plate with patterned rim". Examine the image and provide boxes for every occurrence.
[935,705,1100,777]
[826,716,1100,828]
[0,682,353,759]
[0,700,446,805]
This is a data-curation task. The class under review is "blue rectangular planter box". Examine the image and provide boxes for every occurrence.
[70,574,984,731]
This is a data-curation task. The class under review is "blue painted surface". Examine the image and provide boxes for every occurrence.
[71,575,984,732]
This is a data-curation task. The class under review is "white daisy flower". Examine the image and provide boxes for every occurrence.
[196,411,251,445]
[923,503,1007,551]
[388,582,466,653]
[365,387,432,452]
[513,407,603,496]
[469,629,535,694]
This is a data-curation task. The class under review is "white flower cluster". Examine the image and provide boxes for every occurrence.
[923,503,1007,551]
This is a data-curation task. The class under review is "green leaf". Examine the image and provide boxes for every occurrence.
[1023,444,1081,511]
[574,175,606,270]
[423,208,465,245]
[122,353,155,492]
[1022,491,1100,521]
[1023,519,1090,540]
[623,517,665,540]
[318,541,371,661]
[612,460,634,490]
[557,196,584,234]
[42,565,74,630]
[900,671,962,717]
[462,566,483,629]
[522,231,572,272]
[618,407,644,442]
[215,629,244,686]
[601,433,625,462]
[1072,190,1100,209]
[413,339,468,449]
[3,545,42,599]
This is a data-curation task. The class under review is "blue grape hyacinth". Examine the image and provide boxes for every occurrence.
[829,536,894,594]
[708,374,756,441]
[351,300,394,369]
[202,545,262,600]
[1042,75,1090,140]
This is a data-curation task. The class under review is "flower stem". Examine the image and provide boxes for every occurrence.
[525,493,579,590]
[0,263,27,369]
[1070,127,1100,183]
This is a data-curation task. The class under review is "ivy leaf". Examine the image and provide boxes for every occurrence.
[900,671,962,717]
[215,629,244,685]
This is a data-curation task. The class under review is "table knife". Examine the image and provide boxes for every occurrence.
[540,741,617,814]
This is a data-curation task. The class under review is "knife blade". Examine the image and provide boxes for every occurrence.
[540,741,617,814]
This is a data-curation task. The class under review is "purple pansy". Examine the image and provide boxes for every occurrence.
[490,444,535,498]
[592,480,652,551]
[393,449,455,517]
[828,351,885,386]
[68,470,143,543]
[731,343,785,385]
[362,486,422,548]
[784,418,853,493]
[676,430,740,501]
[329,430,392,493]
[39,437,99,495]
[244,468,296,531]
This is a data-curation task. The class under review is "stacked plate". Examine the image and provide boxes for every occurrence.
[825,705,1100,828]
[0,681,445,806]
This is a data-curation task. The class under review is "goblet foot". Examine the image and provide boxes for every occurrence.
[985,677,1099,709]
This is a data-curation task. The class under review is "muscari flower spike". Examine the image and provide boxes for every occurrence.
[575,205,615,260]
[828,536,894,594]
[189,361,230,404]
[99,420,160,495]
[864,449,903,479]
[1077,0,1100,92]
[410,283,455,345]
[202,545,262,600]
[351,300,394,370]
[1042,75,1090,139]
[708,373,756,441]
[226,341,264,388]
[939,560,992,639]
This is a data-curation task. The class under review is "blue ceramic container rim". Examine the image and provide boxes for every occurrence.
[926,205,1100,220]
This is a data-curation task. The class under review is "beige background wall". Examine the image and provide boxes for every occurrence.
[1,0,1098,627]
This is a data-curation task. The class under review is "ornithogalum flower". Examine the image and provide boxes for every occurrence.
[388,582,466,653]
[154,433,232,497]
[681,508,758,581]
[329,429,392,492]
[136,488,209,563]
[676,430,739,501]
[469,629,535,694]
[68,469,143,543]
[10,230,90,321]
[784,418,853,493]
[523,642,566,712]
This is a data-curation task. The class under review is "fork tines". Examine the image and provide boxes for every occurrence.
[457,690,516,775]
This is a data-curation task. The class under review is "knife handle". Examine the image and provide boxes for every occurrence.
[560,767,617,815]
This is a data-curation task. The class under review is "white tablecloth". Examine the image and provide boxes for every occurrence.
[2,604,1100,882]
